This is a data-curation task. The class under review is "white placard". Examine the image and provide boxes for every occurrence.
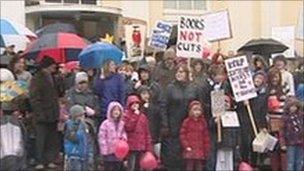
[176,15,205,58]
[202,10,232,42]
[125,24,146,58]
[272,26,295,58]
[211,89,225,117]
[296,7,303,40]
[221,111,240,127]
[225,55,257,102]
[149,21,172,50]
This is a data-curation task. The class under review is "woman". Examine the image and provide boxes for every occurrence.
[94,60,126,125]
[267,67,289,171]
[8,55,32,83]
[252,55,268,73]
[160,64,194,171]
[191,58,208,84]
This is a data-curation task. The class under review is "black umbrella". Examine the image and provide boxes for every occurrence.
[36,23,77,37]
[237,38,289,55]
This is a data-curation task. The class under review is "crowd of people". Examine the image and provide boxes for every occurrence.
[0,45,303,171]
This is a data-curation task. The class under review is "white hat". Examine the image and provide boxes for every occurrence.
[0,68,15,82]
[75,71,88,84]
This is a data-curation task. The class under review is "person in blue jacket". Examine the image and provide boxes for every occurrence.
[93,60,126,126]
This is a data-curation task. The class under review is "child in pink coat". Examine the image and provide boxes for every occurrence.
[98,101,127,171]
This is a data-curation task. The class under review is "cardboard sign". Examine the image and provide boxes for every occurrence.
[125,24,146,58]
[211,89,225,117]
[252,132,278,153]
[221,111,240,127]
[225,55,257,102]
[272,26,295,58]
[202,10,232,42]
[149,21,172,50]
[176,16,205,58]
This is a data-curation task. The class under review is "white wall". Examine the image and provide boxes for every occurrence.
[121,0,150,34]
[0,0,25,25]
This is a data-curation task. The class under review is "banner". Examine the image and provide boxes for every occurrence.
[272,26,295,58]
[149,21,172,50]
[176,16,205,58]
[225,55,257,102]
[125,24,146,58]
[202,10,232,42]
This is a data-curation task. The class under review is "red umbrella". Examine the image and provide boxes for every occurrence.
[22,33,89,63]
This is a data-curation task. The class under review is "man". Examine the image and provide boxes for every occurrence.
[273,55,295,96]
[152,46,176,89]
[29,56,60,170]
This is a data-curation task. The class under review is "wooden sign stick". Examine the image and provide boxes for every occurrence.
[245,101,258,137]
[217,113,222,142]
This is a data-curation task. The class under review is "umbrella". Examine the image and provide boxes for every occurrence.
[22,33,89,63]
[64,61,79,72]
[36,23,77,37]
[79,42,123,69]
[0,80,29,102]
[0,18,37,51]
[237,38,289,55]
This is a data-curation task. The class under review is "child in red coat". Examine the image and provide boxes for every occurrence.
[123,95,153,171]
[180,100,211,171]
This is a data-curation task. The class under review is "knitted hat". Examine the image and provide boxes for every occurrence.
[69,105,85,119]
[0,68,15,82]
[188,100,202,111]
[75,71,89,84]
[39,56,56,69]
[253,70,267,83]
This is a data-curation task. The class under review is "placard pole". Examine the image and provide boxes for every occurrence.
[217,113,222,142]
[245,101,258,137]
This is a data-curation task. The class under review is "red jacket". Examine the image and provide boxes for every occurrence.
[123,95,152,151]
[180,116,210,159]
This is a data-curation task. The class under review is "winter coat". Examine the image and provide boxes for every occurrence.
[98,102,127,156]
[29,70,59,123]
[123,96,152,151]
[160,80,194,136]
[152,61,175,89]
[281,112,304,146]
[65,87,100,115]
[64,119,89,159]
[141,102,161,144]
[94,73,126,118]
[180,116,210,159]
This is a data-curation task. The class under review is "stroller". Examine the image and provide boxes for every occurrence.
[0,102,27,171]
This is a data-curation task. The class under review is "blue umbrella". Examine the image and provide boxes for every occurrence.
[78,42,123,69]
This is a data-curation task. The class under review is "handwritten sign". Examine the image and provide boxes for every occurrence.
[211,89,225,117]
[176,16,205,58]
[125,24,146,58]
[149,21,172,50]
[221,111,240,127]
[225,55,257,102]
[202,10,232,42]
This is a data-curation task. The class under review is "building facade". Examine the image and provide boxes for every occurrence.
[1,0,303,56]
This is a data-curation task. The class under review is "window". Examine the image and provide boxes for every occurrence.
[81,0,96,4]
[163,0,206,10]
[64,0,78,3]
[45,0,62,2]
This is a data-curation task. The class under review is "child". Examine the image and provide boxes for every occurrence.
[180,100,210,171]
[123,95,153,171]
[98,101,127,171]
[280,97,304,171]
[64,105,89,171]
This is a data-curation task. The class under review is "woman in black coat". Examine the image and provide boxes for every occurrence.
[160,64,194,171]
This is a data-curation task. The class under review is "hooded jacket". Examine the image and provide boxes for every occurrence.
[98,101,127,156]
[123,95,152,151]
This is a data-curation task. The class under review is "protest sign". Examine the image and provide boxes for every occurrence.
[149,21,172,50]
[211,89,225,117]
[125,24,146,59]
[176,15,205,58]
[272,26,295,58]
[225,55,257,102]
[296,7,303,40]
[202,10,232,42]
[221,111,240,127]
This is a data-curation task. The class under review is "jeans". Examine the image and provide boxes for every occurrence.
[287,145,304,171]
[66,157,86,171]
[186,159,204,171]
[127,151,144,171]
